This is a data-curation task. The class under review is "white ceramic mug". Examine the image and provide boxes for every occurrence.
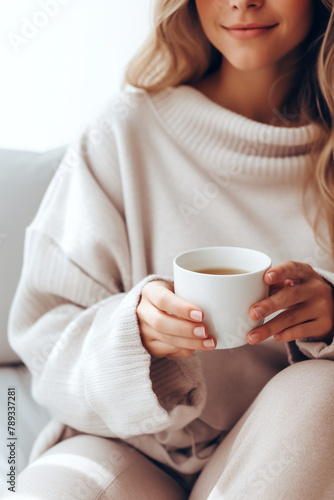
[173,246,271,349]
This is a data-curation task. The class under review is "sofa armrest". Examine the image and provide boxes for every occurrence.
[0,365,51,495]
[0,147,66,365]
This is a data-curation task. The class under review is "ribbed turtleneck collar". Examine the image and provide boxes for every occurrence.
[147,85,321,178]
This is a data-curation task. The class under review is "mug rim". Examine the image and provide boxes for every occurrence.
[173,246,271,277]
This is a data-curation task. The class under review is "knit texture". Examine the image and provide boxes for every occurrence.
[8,85,334,473]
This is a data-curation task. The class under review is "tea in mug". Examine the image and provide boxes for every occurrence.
[195,268,250,275]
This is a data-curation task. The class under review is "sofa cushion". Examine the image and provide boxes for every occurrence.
[0,365,51,495]
[0,147,66,364]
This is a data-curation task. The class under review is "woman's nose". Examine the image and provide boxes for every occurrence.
[228,0,263,10]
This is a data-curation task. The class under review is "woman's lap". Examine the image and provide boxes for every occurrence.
[3,434,188,500]
[190,359,334,500]
[3,359,334,500]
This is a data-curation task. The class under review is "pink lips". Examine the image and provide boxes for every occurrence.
[223,23,278,40]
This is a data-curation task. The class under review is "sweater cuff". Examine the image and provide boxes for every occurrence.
[286,267,334,364]
[83,275,206,439]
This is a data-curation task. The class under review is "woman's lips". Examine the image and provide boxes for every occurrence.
[222,24,278,40]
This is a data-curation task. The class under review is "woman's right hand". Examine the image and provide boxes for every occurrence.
[137,280,217,358]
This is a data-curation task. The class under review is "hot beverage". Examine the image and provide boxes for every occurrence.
[195,268,249,275]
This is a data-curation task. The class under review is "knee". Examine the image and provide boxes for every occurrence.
[260,359,334,427]
[16,436,138,497]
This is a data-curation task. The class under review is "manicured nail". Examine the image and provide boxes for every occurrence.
[203,339,215,349]
[194,326,206,338]
[190,310,203,321]
[252,306,266,320]
[267,272,277,283]
[249,333,261,345]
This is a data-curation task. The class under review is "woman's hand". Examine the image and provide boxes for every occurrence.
[247,261,334,345]
[137,280,217,358]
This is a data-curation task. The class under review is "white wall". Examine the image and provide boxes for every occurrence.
[0,0,151,151]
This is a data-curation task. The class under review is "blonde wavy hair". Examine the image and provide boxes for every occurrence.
[124,0,334,256]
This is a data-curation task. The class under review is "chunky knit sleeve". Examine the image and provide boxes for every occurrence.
[286,267,334,363]
[8,111,206,440]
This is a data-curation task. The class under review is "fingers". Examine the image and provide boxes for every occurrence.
[268,318,328,344]
[142,307,208,339]
[264,261,314,286]
[248,302,312,344]
[139,281,208,339]
[146,340,196,358]
[141,321,216,351]
[247,262,334,345]
[248,296,333,345]
[137,280,217,358]
[269,279,297,295]
[250,263,322,321]
[145,281,204,322]
[250,281,311,321]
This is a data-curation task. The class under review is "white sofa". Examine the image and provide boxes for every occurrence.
[0,147,66,495]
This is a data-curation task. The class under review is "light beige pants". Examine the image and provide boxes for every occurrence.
[2,360,334,500]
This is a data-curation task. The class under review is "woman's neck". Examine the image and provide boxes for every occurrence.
[193,59,303,127]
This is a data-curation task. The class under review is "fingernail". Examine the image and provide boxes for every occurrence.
[267,272,277,283]
[190,310,203,321]
[203,339,215,349]
[194,326,206,338]
[249,333,261,345]
[252,306,266,319]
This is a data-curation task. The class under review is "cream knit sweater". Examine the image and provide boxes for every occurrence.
[8,85,334,475]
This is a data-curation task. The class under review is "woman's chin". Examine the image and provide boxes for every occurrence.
[220,51,283,74]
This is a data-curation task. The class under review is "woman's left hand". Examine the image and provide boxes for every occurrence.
[247,261,334,345]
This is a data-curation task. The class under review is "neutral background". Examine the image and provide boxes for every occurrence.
[0,0,151,151]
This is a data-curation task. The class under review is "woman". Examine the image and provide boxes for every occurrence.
[5,0,334,499]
